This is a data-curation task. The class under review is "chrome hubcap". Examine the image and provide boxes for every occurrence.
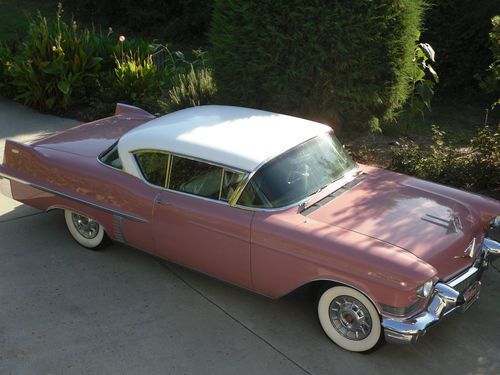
[71,213,100,239]
[329,295,372,340]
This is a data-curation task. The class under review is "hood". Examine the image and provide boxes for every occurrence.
[306,169,483,280]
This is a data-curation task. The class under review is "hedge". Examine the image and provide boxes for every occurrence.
[210,0,426,132]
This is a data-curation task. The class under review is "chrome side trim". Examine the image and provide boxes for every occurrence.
[112,214,127,243]
[0,172,147,223]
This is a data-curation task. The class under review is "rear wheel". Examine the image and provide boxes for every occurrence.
[64,209,105,250]
[318,285,383,352]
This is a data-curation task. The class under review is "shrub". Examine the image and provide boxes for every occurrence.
[0,4,214,117]
[390,124,500,193]
[165,67,216,111]
[422,0,499,95]
[0,5,103,110]
[0,45,14,97]
[210,0,426,132]
[404,41,439,133]
[102,50,165,112]
[479,16,500,107]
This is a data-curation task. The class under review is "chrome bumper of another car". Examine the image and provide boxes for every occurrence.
[382,237,500,344]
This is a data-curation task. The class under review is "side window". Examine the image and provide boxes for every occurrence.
[135,151,169,186]
[169,156,222,199]
[237,179,269,208]
[99,142,123,170]
[220,170,244,201]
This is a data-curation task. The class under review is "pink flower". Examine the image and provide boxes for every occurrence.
[119,35,126,43]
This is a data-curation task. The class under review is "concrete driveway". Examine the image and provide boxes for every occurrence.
[1,97,499,375]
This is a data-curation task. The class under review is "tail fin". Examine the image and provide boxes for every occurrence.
[114,103,155,119]
[2,139,39,173]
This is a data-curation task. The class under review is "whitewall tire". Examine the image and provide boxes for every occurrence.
[318,285,382,352]
[64,209,105,249]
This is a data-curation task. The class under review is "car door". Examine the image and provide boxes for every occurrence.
[135,151,254,289]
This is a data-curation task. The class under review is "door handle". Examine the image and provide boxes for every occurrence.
[154,194,171,205]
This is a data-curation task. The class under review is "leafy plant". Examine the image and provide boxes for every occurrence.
[390,124,500,194]
[165,66,217,111]
[1,4,103,110]
[108,49,164,110]
[0,45,14,97]
[478,15,500,108]
[423,0,498,95]
[405,41,439,133]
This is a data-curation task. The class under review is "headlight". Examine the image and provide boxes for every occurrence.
[416,279,434,298]
[489,216,500,242]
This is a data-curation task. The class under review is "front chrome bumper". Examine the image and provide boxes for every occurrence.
[382,237,499,344]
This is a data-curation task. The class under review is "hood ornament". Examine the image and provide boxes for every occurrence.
[455,237,476,259]
[449,215,463,233]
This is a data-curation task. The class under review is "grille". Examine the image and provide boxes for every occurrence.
[448,267,479,294]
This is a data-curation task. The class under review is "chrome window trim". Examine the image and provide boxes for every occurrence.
[218,169,226,201]
[130,148,248,174]
[100,130,356,212]
[97,157,123,172]
[133,150,170,188]
[129,149,248,206]
[165,152,173,187]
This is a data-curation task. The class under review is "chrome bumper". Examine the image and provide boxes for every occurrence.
[382,238,499,344]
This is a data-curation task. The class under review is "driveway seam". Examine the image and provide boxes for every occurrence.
[158,260,313,375]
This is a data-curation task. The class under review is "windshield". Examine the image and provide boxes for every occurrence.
[237,132,356,208]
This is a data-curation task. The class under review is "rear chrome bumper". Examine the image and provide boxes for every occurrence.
[382,238,499,344]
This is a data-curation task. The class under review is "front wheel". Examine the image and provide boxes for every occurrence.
[318,285,383,352]
[64,209,105,250]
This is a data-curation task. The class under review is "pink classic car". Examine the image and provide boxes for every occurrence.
[0,104,499,352]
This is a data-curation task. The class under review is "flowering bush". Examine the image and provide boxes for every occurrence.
[0,4,104,110]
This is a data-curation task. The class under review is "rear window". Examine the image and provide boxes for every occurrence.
[99,142,123,170]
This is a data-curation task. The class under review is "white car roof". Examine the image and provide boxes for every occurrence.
[118,105,330,175]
